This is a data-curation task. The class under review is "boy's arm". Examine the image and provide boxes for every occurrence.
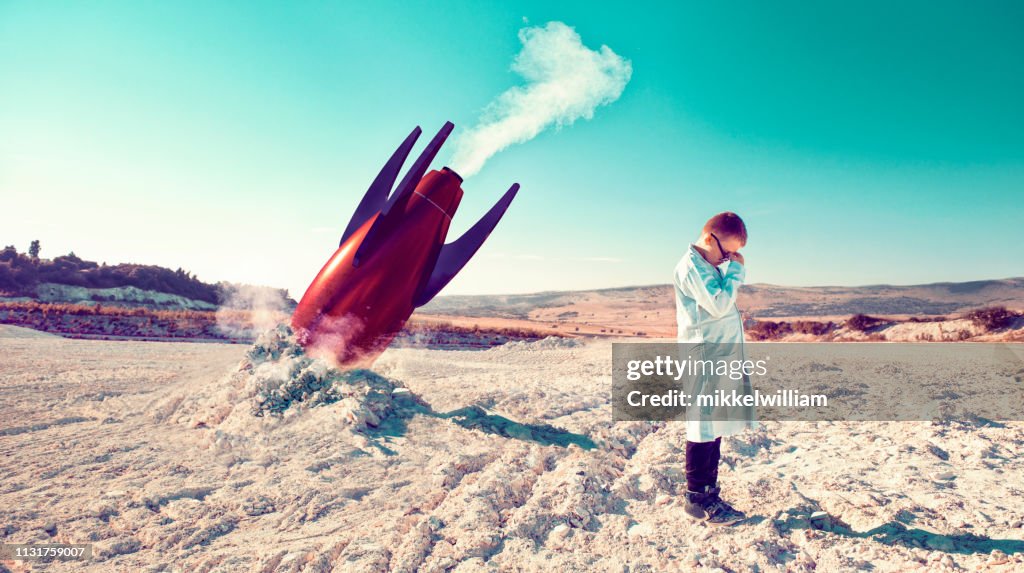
[679,259,745,318]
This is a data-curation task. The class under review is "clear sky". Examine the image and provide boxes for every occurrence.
[2,1,1021,298]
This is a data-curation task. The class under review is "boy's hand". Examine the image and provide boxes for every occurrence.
[730,252,745,265]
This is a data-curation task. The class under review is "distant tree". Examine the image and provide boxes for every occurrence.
[29,240,41,259]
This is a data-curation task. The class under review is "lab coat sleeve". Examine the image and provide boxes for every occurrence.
[681,259,745,318]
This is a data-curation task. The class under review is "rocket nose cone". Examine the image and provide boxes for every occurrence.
[414,168,464,218]
[441,166,463,183]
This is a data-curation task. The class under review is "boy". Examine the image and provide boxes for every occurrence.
[672,211,753,526]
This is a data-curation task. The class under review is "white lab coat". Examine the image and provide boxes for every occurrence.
[673,244,757,442]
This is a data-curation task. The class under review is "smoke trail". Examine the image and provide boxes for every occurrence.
[449,21,632,178]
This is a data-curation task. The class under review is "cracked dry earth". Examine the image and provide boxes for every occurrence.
[1,325,1023,572]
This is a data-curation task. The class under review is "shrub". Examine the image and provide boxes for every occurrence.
[847,314,884,332]
[965,306,1017,331]
[747,320,792,340]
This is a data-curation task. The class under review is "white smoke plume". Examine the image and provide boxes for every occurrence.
[449,21,632,178]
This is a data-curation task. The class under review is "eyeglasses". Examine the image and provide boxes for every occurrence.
[710,233,730,262]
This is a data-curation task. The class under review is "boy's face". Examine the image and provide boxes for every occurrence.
[709,233,745,261]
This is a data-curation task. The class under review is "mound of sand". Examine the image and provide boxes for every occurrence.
[153,325,410,443]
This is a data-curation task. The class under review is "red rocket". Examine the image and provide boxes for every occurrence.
[291,121,519,366]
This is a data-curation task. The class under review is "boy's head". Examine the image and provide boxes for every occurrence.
[698,212,747,264]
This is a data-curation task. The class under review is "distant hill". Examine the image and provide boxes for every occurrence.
[741,278,1024,317]
[5,242,1020,343]
[422,279,1024,319]
[418,278,1024,338]
[0,245,295,311]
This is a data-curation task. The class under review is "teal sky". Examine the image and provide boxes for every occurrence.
[2,1,1021,298]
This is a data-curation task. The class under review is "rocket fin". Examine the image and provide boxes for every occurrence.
[341,126,422,246]
[381,121,454,217]
[354,121,455,266]
[413,183,519,307]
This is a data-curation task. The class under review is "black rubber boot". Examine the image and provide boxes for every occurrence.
[683,485,746,526]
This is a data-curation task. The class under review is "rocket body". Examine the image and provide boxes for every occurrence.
[291,123,518,367]
[292,169,463,363]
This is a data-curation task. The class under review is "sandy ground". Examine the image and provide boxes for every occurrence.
[1,326,1023,572]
